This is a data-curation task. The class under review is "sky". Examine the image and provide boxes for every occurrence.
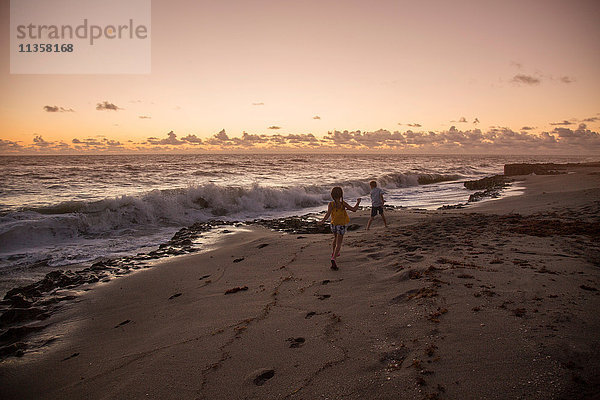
[1,0,599,154]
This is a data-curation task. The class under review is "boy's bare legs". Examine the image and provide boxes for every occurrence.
[366,217,374,230]
[382,213,388,227]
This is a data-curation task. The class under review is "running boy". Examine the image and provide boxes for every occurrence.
[366,180,388,230]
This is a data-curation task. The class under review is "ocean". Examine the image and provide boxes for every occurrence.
[0,153,593,294]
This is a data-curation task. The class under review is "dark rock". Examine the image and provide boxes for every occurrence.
[1,308,49,326]
[4,286,41,301]
[193,197,209,208]
[438,204,466,210]
[464,175,512,203]
[0,325,46,345]
[4,293,34,308]
[464,175,511,190]
[0,342,27,358]
[254,216,331,234]
[504,163,563,176]
[504,162,600,176]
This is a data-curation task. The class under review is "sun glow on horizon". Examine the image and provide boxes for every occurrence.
[1,0,599,154]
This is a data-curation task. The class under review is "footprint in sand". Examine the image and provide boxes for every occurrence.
[316,294,331,300]
[287,337,305,348]
[253,369,275,386]
[168,293,182,300]
[114,319,131,328]
[257,243,269,249]
[233,257,245,263]
[305,311,316,319]
[225,286,248,294]
[61,352,80,361]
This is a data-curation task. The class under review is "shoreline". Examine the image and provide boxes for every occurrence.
[0,168,507,296]
[1,163,599,399]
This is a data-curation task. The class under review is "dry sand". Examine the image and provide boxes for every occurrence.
[1,166,599,400]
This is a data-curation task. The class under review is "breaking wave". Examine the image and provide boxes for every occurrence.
[0,172,462,252]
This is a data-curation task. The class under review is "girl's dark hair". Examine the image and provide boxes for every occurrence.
[331,186,343,209]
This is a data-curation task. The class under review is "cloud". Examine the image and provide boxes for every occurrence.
[10,135,73,153]
[96,101,121,111]
[202,129,322,149]
[252,102,265,106]
[583,117,598,122]
[43,105,75,113]
[511,74,541,85]
[71,137,124,150]
[102,139,123,147]
[204,129,230,146]
[458,117,467,123]
[0,139,24,152]
[33,135,51,147]
[318,124,600,153]
[407,123,422,127]
[181,134,203,144]
[559,76,575,84]
[147,131,184,146]
[549,120,573,126]
[473,118,480,124]
[214,129,229,140]
[313,116,321,120]
[268,126,281,130]
[139,115,151,119]
[552,123,600,145]
[3,122,599,155]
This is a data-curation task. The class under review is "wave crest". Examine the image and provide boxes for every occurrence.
[1,172,463,252]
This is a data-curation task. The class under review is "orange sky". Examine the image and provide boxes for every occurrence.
[1,0,599,154]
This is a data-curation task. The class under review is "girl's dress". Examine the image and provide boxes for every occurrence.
[330,201,349,225]
[330,201,349,233]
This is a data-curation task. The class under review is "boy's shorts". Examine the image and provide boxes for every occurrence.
[371,206,384,217]
[330,224,347,235]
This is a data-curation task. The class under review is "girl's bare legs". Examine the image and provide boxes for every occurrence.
[330,233,343,270]
[331,234,337,258]
[334,234,344,260]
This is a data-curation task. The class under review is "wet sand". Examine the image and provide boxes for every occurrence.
[1,166,599,399]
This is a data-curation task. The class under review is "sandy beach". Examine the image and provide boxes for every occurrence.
[1,165,599,400]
